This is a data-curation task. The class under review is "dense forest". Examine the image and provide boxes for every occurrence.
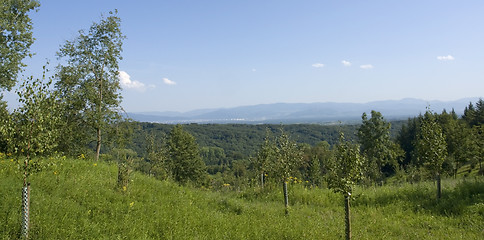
[123,121,405,174]
[1,2,483,239]
[117,105,483,187]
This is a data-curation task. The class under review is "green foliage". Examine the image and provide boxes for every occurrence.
[0,0,40,91]
[142,132,168,179]
[130,122,361,162]
[201,146,228,174]
[463,98,484,127]
[252,129,276,180]
[0,95,11,152]
[415,110,447,176]
[396,116,421,167]
[471,125,484,174]
[436,110,471,176]
[254,128,304,184]
[302,141,333,187]
[252,128,305,214]
[6,69,62,157]
[272,129,304,182]
[327,133,365,196]
[53,91,92,156]
[415,110,448,199]
[56,10,125,160]
[357,111,402,183]
[396,107,476,180]
[167,125,207,185]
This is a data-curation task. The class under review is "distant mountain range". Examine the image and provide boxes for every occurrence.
[128,98,481,124]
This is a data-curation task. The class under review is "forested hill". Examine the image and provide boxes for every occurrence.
[127,121,406,162]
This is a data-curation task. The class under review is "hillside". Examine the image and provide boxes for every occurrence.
[1,157,483,239]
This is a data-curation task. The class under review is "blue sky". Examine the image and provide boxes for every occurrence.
[5,0,484,112]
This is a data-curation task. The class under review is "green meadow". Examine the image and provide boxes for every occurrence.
[1,157,483,239]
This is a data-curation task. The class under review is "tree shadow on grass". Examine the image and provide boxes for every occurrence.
[354,179,484,216]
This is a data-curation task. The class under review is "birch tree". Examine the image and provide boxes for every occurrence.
[56,10,125,160]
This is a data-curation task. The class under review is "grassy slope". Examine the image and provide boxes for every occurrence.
[1,157,483,239]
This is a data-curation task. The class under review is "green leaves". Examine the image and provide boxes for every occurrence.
[167,125,207,185]
[414,109,448,198]
[0,0,40,90]
[463,99,484,127]
[8,68,62,157]
[415,110,447,175]
[327,133,365,196]
[273,130,304,181]
[55,11,125,160]
[357,111,401,183]
[255,128,304,183]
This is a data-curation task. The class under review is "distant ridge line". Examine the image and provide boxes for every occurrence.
[128,98,480,124]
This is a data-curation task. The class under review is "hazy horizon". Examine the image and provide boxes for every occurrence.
[128,97,481,114]
[3,1,484,112]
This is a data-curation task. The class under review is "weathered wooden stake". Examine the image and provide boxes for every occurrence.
[344,194,351,240]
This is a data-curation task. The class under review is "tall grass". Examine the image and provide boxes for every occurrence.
[1,157,483,239]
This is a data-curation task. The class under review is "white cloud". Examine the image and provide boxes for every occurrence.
[119,71,148,91]
[342,60,352,66]
[360,64,374,69]
[163,78,176,85]
[437,55,454,61]
[312,63,325,68]
[252,68,257,72]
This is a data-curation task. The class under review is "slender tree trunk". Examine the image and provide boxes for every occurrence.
[96,127,101,161]
[283,181,289,215]
[344,194,351,240]
[436,173,441,199]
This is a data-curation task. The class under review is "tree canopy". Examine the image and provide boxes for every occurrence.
[357,111,401,183]
[0,0,39,91]
[415,110,447,198]
[167,125,207,185]
[56,10,125,160]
